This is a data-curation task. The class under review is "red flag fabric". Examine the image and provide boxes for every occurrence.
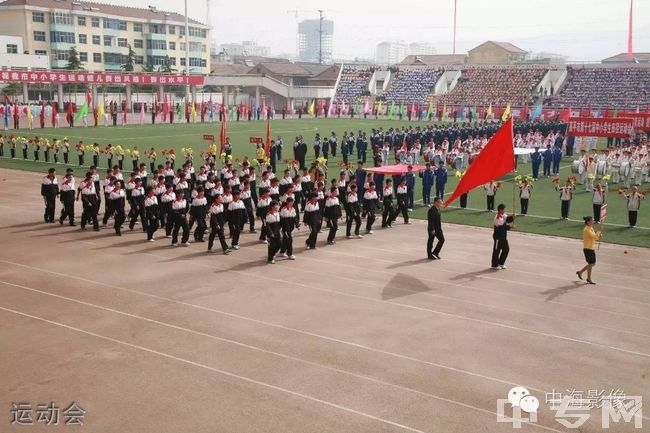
[86,91,92,105]
[559,107,571,122]
[66,102,73,125]
[444,118,514,207]
[219,104,227,154]
[51,102,56,127]
[264,117,271,157]
[162,94,169,121]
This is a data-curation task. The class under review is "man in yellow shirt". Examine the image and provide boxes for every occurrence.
[577,216,602,284]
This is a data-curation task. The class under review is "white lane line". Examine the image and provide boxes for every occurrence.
[0,306,429,433]
[0,259,554,394]
[1,255,648,413]
[3,250,649,359]
[1,279,562,429]
[4,216,647,327]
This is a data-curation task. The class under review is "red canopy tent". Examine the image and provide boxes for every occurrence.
[363,164,427,175]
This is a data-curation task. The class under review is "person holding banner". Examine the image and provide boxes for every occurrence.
[576,216,601,285]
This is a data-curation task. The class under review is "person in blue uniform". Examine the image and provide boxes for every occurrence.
[420,162,435,206]
[405,165,416,210]
[531,147,542,180]
[542,144,553,177]
[434,163,448,200]
[552,145,563,176]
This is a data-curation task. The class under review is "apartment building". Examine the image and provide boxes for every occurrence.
[0,0,210,73]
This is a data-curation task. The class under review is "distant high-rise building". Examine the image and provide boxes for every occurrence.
[375,41,408,65]
[375,41,437,65]
[408,42,437,57]
[298,18,333,64]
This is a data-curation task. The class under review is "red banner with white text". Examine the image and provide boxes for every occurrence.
[567,117,635,138]
[617,112,650,130]
[0,70,204,85]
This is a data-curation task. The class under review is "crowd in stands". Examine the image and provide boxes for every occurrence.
[334,66,375,103]
[383,68,444,105]
[438,67,546,107]
[546,66,650,110]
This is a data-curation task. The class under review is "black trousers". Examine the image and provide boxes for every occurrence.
[208,222,228,252]
[306,222,318,248]
[382,203,393,227]
[487,195,495,211]
[366,211,376,231]
[44,196,56,222]
[59,200,75,225]
[459,193,468,209]
[561,200,570,219]
[129,204,146,230]
[427,231,444,258]
[78,154,84,166]
[194,216,207,241]
[22,148,28,159]
[81,198,99,230]
[280,230,293,256]
[164,210,174,236]
[34,150,39,161]
[114,207,126,234]
[491,237,509,267]
[172,214,189,244]
[394,199,409,223]
[593,204,602,223]
[9,148,14,158]
[629,210,638,227]
[346,213,361,236]
[63,152,69,164]
[93,155,99,167]
[146,216,159,240]
[230,220,241,247]
[102,197,114,225]
[268,234,281,260]
[520,198,529,215]
[327,219,338,242]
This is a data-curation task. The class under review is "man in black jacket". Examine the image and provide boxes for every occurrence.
[427,197,444,259]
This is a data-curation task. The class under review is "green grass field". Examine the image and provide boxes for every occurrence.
[1,118,648,248]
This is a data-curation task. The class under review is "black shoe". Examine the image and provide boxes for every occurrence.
[586,279,596,285]
[433,255,440,260]
[576,271,583,280]
[428,256,436,260]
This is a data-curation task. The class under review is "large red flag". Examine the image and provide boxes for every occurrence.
[219,104,227,154]
[444,117,514,207]
[51,102,56,127]
[264,117,271,157]
[162,94,169,121]
[66,102,73,125]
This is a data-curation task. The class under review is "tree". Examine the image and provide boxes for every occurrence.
[141,58,156,73]
[65,46,84,71]
[161,56,176,74]
[64,46,86,94]
[121,44,135,72]
[202,85,219,93]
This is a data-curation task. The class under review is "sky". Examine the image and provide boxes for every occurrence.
[110,0,649,62]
